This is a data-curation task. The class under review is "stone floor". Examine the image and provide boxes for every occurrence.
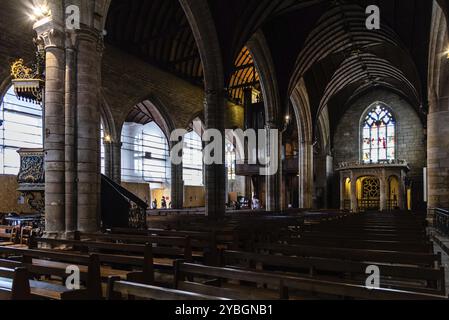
[429,228,449,295]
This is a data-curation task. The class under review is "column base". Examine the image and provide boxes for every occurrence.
[40,231,66,249]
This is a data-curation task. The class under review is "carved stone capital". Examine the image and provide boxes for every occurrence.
[33,17,65,49]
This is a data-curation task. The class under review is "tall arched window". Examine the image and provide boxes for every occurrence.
[225,141,236,181]
[183,130,203,186]
[0,86,43,174]
[121,121,170,186]
[362,104,396,163]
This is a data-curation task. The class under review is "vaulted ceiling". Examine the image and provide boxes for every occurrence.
[105,0,436,143]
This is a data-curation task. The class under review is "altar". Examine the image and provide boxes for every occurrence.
[336,160,409,212]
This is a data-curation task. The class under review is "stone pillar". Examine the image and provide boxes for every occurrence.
[103,141,112,177]
[171,141,184,209]
[379,174,387,212]
[427,98,449,219]
[265,123,282,212]
[111,141,122,184]
[299,141,313,208]
[325,155,334,208]
[65,34,77,236]
[34,20,66,237]
[350,174,358,212]
[339,173,345,210]
[204,90,226,218]
[76,28,102,232]
[245,176,252,199]
[398,173,406,210]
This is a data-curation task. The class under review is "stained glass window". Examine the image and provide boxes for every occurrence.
[361,104,396,163]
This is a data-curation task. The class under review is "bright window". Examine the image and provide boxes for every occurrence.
[0,86,43,175]
[225,141,236,181]
[362,104,396,163]
[121,122,170,185]
[183,130,203,186]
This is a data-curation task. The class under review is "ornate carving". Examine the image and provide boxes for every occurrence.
[11,59,35,80]
[362,178,380,198]
[17,154,45,184]
[128,205,147,229]
[35,26,65,49]
[10,55,45,104]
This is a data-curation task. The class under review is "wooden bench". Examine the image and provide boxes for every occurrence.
[174,261,448,300]
[254,243,441,268]
[30,238,157,285]
[0,226,18,246]
[280,237,434,253]
[106,277,229,300]
[220,250,446,295]
[73,232,195,262]
[0,267,31,300]
[0,246,102,299]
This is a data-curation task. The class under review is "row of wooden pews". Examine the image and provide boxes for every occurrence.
[0,211,447,300]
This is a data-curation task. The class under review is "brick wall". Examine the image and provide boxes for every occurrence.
[102,45,244,134]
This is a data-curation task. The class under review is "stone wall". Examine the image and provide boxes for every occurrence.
[101,45,244,134]
[333,89,426,208]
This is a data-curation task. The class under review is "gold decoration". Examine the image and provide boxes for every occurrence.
[11,59,36,80]
[10,57,45,104]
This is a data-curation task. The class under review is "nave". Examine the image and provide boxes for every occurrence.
[1,210,448,300]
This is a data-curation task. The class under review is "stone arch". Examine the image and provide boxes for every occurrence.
[179,0,226,217]
[0,76,12,103]
[427,0,449,214]
[290,79,313,208]
[246,31,281,126]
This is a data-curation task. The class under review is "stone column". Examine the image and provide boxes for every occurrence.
[204,89,226,218]
[103,140,112,177]
[265,123,282,212]
[350,174,358,212]
[339,173,345,210]
[427,97,449,219]
[34,20,66,238]
[111,141,122,184]
[299,141,313,208]
[65,33,77,237]
[76,28,102,232]
[170,141,184,209]
[398,172,406,210]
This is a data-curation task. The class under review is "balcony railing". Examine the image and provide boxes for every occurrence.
[337,159,408,169]
[235,156,299,176]
[435,208,449,237]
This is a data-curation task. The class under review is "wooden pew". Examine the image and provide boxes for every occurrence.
[30,238,155,285]
[0,267,32,300]
[106,276,229,300]
[0,246,102,299]
[220,250,446,295]
[0,226,18,245]
[254,243,441,268]
[73,232,194,262]
[107,228,219,264]
[280,237,434,253]
[174,261,448,300]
